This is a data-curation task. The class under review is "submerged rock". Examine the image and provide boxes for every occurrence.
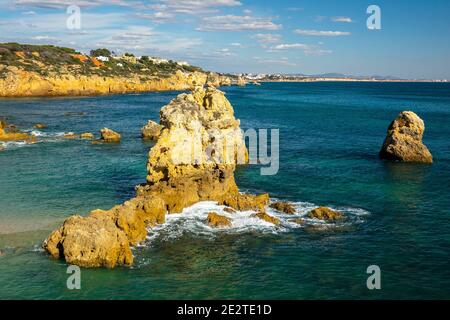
[80,132,94,139]
[252,212,280,225]
[141,120,162,140]
[380,111,433,164]
[270,201,296,214]
[0,120,31,141]
[206,212,231,228]
[63,132,79,139]
[34,123,47,129]
[307,207,343,222]
[100,128,121,142]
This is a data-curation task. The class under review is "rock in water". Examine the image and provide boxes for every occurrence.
[307,207,343,222]
[80,132,94,139]
[141,120,162,140]
[380,111,433,164]
[206,212,231,228]
[270,202,296,214]
[0,120,31,141]
[34,123,47,129]
[138,86,252,213]
[100,128,121,142]
[252,212,280,225]
[44,86,270,268]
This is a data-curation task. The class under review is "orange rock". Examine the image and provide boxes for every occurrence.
[307,207,343,222]
[206,212,231,228]
[252,212,280,225]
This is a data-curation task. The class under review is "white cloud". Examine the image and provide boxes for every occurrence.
[254,56,296,66]
[271,43,332,56]
[294,29,350,36]
[197,15,281,31]
[331,16,353,23]
[146,0,242,15]
[134,11,175,23]
[230,42,242,47]
[253,33,281,44]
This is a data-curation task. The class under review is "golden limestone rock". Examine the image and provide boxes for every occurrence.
[206,212,231,228]
[43,212,133,268]
[252,212,280,225]
[380,111,433,164]
[141,120,162,140]
[80,132,94,139]
[307,207,343,222]
[0,69,209,97]
[0,120,31,141]
[100,128,121,142]
[44,87,269,268]
[34,123,47,129]
[43,196,167,268]
[139,86,251,213]
[270,201,296,214]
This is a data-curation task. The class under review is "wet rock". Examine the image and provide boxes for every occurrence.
[270,201,296,214]
[252,212,280,225]
[34,123,47,129]
[221,193,269,212]
[0,120,31,141]
[380,111,433,164]
[206,212,231,228]
[141,120,162,141]
[223,207,236,214]
[43,212,133,268]
[307,207,343,222]
[63,133,79,139]
[100,128,121,142]
[80,132,94,139]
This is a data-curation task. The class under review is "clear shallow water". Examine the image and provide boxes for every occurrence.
[0,82,449,299]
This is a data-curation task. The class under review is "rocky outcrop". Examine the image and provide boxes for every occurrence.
[252,212,280,225]
[100,128,121,142]
[236,76,247,87]
[206,212,231,228]
[44,87,270,268]
[34,123,47,129]
[0,120,31,141]
[141,120,162,140]
[307,207,343,222]
[43,196,166,268]
[270,202,296,214]
[137,86,251,213]
[206,72,232,87]
[80,132,94,139]
[380,111,433,164]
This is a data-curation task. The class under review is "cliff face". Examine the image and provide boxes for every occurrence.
[43,87,268,268]
[0,67,209,97]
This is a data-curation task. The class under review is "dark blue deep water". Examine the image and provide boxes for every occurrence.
[0,82,449,299]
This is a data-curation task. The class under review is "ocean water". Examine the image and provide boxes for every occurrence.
[0,82,449,299]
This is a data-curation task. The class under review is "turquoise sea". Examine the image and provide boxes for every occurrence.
[0,82,449,299]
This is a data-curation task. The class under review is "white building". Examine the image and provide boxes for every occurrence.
[96,56,109,62]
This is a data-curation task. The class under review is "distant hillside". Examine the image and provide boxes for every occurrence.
[0,43,237,97]
[0,43,203,80]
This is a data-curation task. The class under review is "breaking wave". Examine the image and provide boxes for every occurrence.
[144,200,370,245]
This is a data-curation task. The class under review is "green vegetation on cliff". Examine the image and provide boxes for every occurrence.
[0,43,203,79]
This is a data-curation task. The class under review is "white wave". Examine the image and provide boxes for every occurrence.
[144,199,370,245]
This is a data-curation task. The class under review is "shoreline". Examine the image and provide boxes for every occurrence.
[257,79,448,83]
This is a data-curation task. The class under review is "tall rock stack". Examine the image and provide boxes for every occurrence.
[380,111,433,164]
[43,87,269,268]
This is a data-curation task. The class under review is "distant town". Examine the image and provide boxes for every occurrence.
[234,73,448,83]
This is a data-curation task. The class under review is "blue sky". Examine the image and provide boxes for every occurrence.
[0,0,449,79]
